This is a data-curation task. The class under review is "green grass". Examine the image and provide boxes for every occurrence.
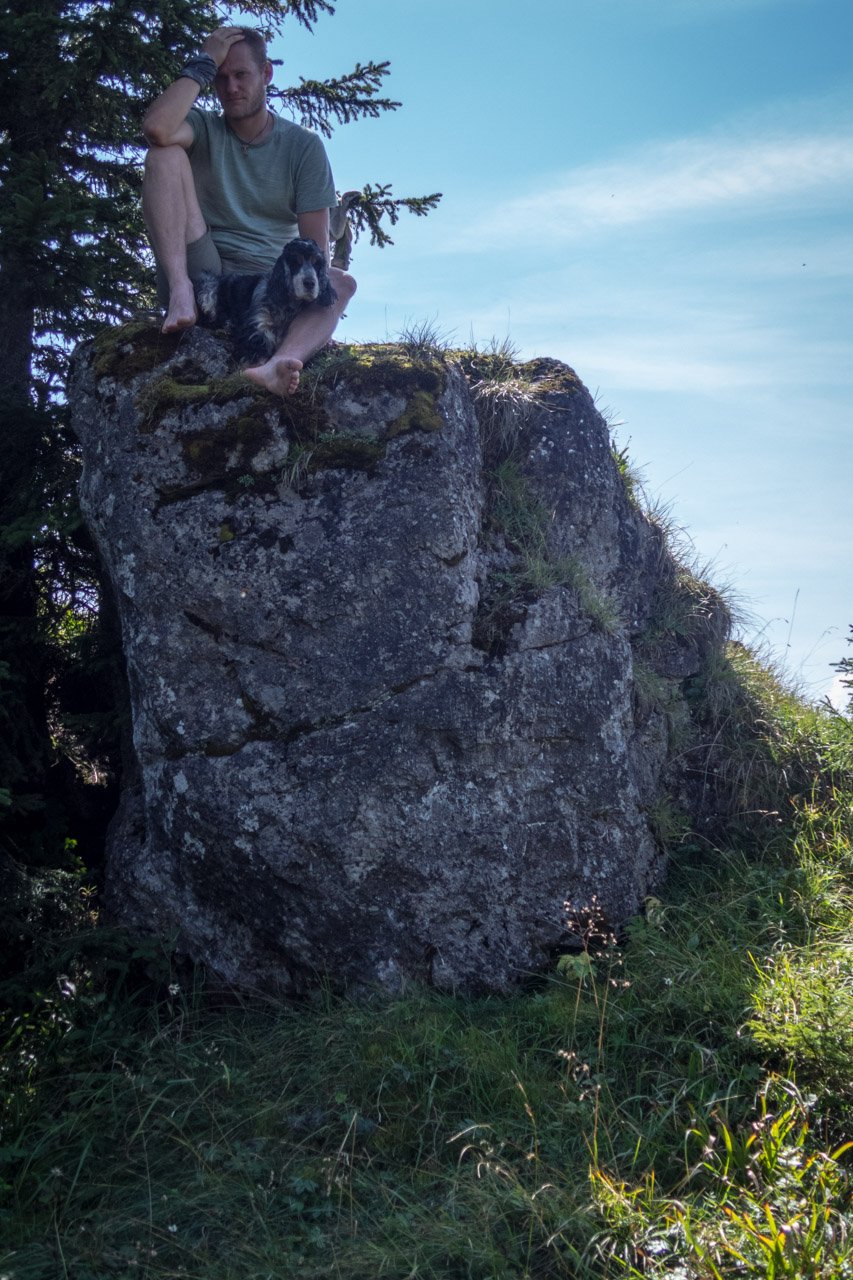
[472,375,538,456]
[3,637,853,1278]
[476,458,620,646]
[455,335,523,386]
[609,439,645,510]
[395,318,455,361]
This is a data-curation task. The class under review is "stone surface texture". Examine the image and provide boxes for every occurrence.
[69,321,722,992]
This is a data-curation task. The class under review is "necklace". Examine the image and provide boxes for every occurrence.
[233,111,271,155]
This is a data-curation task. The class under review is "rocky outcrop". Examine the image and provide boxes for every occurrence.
[69,321,727,992]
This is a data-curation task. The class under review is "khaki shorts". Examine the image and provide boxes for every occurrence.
[154,231,260,307]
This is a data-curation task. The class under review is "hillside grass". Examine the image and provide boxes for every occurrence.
[2,647,853,1279]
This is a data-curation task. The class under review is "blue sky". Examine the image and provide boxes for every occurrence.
[266,0,853,704]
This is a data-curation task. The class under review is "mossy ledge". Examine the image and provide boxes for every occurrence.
[136,371,264,429]
[453,348,582,400]
[519,356,582,396]
[91,317,187,381]
[282,342,447,447]
[90,330,454,503]
[312,341,447,404]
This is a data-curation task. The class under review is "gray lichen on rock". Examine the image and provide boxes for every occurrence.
[69,318,728,993]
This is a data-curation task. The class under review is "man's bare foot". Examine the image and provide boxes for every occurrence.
[244,355,303,397]
[162,282,197,333]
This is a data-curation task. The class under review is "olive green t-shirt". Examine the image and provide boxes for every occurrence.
[186,108,337,273]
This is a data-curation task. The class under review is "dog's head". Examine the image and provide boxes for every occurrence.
[269,237,336,309]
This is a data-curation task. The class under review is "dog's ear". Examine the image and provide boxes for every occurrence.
[269,248,293,302]
[317,273,337,308]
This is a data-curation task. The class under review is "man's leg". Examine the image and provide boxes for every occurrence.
[142,146,208,333]
[244,268,357,396]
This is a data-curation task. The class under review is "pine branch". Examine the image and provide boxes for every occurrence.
[271,61,399,136]
[343,184,443,249]
[218,0,336,31]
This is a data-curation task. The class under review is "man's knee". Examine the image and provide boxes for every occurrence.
[330,268,356,306]
[143,143,192,181]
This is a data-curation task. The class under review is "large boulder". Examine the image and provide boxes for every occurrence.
[69,321,723,992]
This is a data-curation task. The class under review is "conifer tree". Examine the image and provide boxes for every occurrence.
[832,626,853,713]
[0,0,440,868]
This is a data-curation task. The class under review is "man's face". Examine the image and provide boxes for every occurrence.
[214,41,270,120]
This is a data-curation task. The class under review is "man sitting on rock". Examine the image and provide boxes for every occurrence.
[142,25,356,397]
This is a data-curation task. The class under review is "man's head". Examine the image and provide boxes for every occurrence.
[233,28,268,69]
[214,30,272,121]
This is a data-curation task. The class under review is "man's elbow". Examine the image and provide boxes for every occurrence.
[142,113,175,147]
[142,120,164,147]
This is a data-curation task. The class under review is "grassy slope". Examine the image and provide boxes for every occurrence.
[2,648,852,1279]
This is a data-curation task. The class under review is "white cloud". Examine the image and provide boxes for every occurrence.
[454,132,853,252]
[442,267,853,398]
[561,347,759,395]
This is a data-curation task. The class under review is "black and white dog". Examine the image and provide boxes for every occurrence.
[193,238,337,364]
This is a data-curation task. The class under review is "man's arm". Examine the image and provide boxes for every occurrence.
[297,209,332,264]
[143,26,245,148]
[142,79,198,149]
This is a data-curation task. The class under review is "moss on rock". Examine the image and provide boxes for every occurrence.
[336,344,446,401]
[92,318,184,381]
[276,390,333,448]
[136,371,263,426]
[388,388,444,436]
[180,411,274,480]
[308,434,386,472]
[282,343,447,447]
[105,336,456,507]
[520,357,582,396]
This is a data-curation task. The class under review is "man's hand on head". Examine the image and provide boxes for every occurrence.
[202,27,248,67]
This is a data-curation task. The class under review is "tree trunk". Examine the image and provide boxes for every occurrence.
[0,266,60,860]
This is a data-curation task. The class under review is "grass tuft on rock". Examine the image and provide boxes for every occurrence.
[474,457,621,654]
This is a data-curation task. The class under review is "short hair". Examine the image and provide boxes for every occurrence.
[236,28,268,69]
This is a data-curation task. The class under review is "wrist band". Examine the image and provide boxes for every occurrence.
[179,53,217,87]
